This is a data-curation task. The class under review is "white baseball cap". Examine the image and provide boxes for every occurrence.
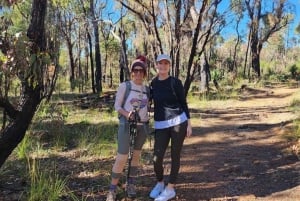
[156,54,171,63]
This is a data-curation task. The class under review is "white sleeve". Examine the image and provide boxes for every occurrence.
[114,82,126,112]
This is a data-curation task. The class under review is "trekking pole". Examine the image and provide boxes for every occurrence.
[148,99,154,148]
[125,106,140,200]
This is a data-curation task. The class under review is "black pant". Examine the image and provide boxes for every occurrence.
[153,121,187,184]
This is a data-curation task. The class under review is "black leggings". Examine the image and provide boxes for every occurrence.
[153,121,187,184]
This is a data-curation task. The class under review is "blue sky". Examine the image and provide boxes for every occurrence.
[287,0,300,35]
[105,0,300,44]
[218,0,300,40]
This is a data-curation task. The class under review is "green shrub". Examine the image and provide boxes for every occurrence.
[289,64,300,80]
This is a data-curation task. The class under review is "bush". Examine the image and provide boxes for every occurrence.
[289,64,300,80]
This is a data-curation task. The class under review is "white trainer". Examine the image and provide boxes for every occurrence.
[149,182,165,199]
[154,187,176,201]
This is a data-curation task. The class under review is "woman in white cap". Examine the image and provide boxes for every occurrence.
[106,56,149,201]
[149,54,192,201]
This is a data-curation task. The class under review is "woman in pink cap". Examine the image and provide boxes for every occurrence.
[106,57,149,201]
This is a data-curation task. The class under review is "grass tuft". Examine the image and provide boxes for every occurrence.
[26,158,68,201]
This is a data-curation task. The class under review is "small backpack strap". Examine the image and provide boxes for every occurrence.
[121,81,131,108]
[145,85,150,99]
[170,76,178,99]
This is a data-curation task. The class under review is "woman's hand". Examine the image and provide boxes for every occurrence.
[127,109,141,122]
[127,111,133,120]
[186,120,192,137]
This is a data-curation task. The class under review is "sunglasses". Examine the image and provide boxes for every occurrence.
[132,69,145,73]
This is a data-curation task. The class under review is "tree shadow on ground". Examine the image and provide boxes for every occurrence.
[136,97,300,200]
[136,121,299,201]
[1,86,299,201]
[175,131,299,200]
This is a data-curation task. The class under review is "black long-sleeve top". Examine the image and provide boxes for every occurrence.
[150,76,190,122]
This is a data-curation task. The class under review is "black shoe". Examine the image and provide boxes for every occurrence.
[127,183,136,198]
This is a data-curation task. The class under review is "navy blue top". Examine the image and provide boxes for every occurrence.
[150,76,190,121]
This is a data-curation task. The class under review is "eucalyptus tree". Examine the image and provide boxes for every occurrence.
[89,0,103,94]
[116,0,163,70]
[118,14,130,82]
[117,0,226,96]
[100,28,120,87]
[229,0,244,75]
[183,0,226,94]
[54,0,79,90]
[78,0,96,92]
[0,0,60,168]
[242,0,292,78]
[54,0,104,93]
[69,0,111,94]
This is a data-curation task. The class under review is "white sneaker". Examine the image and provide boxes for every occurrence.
[149,182,165,199]
[154,188,176,201]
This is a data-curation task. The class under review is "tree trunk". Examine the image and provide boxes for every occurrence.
[243,27,251,77]
[233,18,241,73]
[119,26,129,82]
[183,0,209,97]
[0,0,47,168]
[173,0,181,78]
[94,23,102,93]
[77,29,83,92]
[90,0,102,94]
[78,0,95,93]
[66,39,75,90]
[0,89,41,167]
[87,31,95,93]
[251,48,261,77]
[250,28,261,77]
[199,56,210,92]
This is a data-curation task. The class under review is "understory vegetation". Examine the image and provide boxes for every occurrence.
[1,76,299,201]
[1,1,300,200]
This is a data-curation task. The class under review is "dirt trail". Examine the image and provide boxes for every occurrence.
[1,85,299,201]
[139,85,300,201]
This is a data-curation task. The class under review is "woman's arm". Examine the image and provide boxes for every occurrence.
[114,83,130,119]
